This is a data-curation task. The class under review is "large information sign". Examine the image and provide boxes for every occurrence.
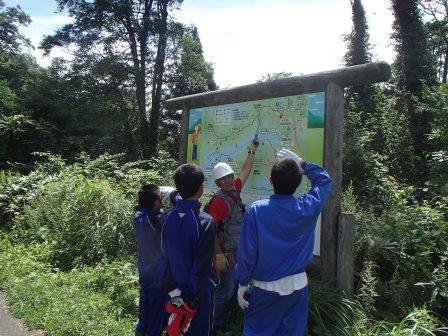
[186,92,325,254]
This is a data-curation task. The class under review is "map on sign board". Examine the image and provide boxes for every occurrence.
[186,92,325,254]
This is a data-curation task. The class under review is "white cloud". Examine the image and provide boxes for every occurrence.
[31,15,73,26]
[175,0,395,88]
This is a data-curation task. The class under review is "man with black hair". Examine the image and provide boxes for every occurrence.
[161,164,218,336]
[133,184,177,336]
[235,148,332,336]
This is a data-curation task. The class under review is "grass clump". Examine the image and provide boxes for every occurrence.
[15,173,134,269]
[0,236,138,335]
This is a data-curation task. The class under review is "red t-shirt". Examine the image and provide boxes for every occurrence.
[208,177,242,227]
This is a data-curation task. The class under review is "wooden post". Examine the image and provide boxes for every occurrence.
[178,105,189,164]
[336,212,356,297]
[321,82,344,285]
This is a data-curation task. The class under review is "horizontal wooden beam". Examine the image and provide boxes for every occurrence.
[164,62,391,109]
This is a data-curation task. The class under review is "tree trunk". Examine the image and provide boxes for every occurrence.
[443,42,448,84]
[122,0,153,158]
[148,0,169,156]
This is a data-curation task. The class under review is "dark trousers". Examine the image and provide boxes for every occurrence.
[136,286,167,336]
[213,269,237,327]
[186,291,215,336]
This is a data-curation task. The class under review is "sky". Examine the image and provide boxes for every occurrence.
[5,0,396,88]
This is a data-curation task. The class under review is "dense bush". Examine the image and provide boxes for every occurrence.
[15,173,134,269]
[0,153,65,229]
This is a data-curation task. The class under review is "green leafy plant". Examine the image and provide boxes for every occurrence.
[16,173,133,269]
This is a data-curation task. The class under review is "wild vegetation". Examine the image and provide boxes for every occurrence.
[0,0,447,335]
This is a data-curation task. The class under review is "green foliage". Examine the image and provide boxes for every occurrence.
[391,0,437,95]
[357,261,378,317]
[341,183,358,213]
[307,280,355,335]
[420,0,448,83]
[345,308,447,335]
[257,71,293,82]
[0,238,137,335]
[16,173,133,269]
[355,200,448,316]
[344,0,372,66]
[166,24,217,97]
[0,154,65,229]
[420,84,448,188]
[391,0,438,177]
[0,1,32,53]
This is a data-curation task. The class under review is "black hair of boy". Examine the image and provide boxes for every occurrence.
[136,184,160,210]
[173,164,205,199]
[271,158,302,195]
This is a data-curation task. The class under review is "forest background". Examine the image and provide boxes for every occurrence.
[0,0,447,335]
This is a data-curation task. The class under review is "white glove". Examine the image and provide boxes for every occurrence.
[168,288,181,298]
[276,148,304,173]
[237,285,250,310]
[160,186,175,202]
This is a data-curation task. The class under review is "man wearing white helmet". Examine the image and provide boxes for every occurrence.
[208,137,259,331]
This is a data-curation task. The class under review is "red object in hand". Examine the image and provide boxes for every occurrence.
[165,297,197,336]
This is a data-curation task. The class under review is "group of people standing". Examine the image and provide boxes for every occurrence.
[133,138,332,336]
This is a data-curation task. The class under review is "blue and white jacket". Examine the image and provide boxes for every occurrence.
[161,199,218,303]
[235,162,332,286]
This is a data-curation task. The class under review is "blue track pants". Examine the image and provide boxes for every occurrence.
[186,291,215,336]
[243,286,308,336]
[136,286,167,336]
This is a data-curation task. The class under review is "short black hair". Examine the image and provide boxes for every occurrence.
[137,184,160,210]
[271,158,302,195]
[173,164,204,199]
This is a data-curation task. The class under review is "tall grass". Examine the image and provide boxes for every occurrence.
[16,173,134,269]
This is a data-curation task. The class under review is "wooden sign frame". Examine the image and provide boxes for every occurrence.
[164,62,391,287]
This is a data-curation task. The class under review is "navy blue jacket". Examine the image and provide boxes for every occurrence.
[133,207,170,290]
[235,162,332,286]
[161,200,218,303]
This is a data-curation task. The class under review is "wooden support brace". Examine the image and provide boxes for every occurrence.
[336,212,356,297]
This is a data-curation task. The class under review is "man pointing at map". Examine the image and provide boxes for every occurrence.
[206,137,259,331]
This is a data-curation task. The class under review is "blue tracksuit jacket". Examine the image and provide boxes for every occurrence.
[134,207,170,290]
[235,162,332,286]
[161,200,218,302]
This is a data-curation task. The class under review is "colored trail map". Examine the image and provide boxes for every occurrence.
[187,92,325,200]
[186,92,325,254]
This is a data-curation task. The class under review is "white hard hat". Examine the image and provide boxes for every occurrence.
[213,162,234,181]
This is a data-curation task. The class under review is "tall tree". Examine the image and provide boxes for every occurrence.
[420,0,448,83]
[160,24,217,157]
[344,0,377,129]
[391,0,437,179]
[0,1,31,53]
[149,0,169,155]
[41,0,182,157]
[342,0,388,201]
[166,25,217,97]
[391,0,437,95]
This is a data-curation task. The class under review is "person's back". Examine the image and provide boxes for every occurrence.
[134,207,166,288]
[161,164,217,336]
[240,162,330,283]
[161,200,217,299]
[236,149,332,336]
[133,184,176,336]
